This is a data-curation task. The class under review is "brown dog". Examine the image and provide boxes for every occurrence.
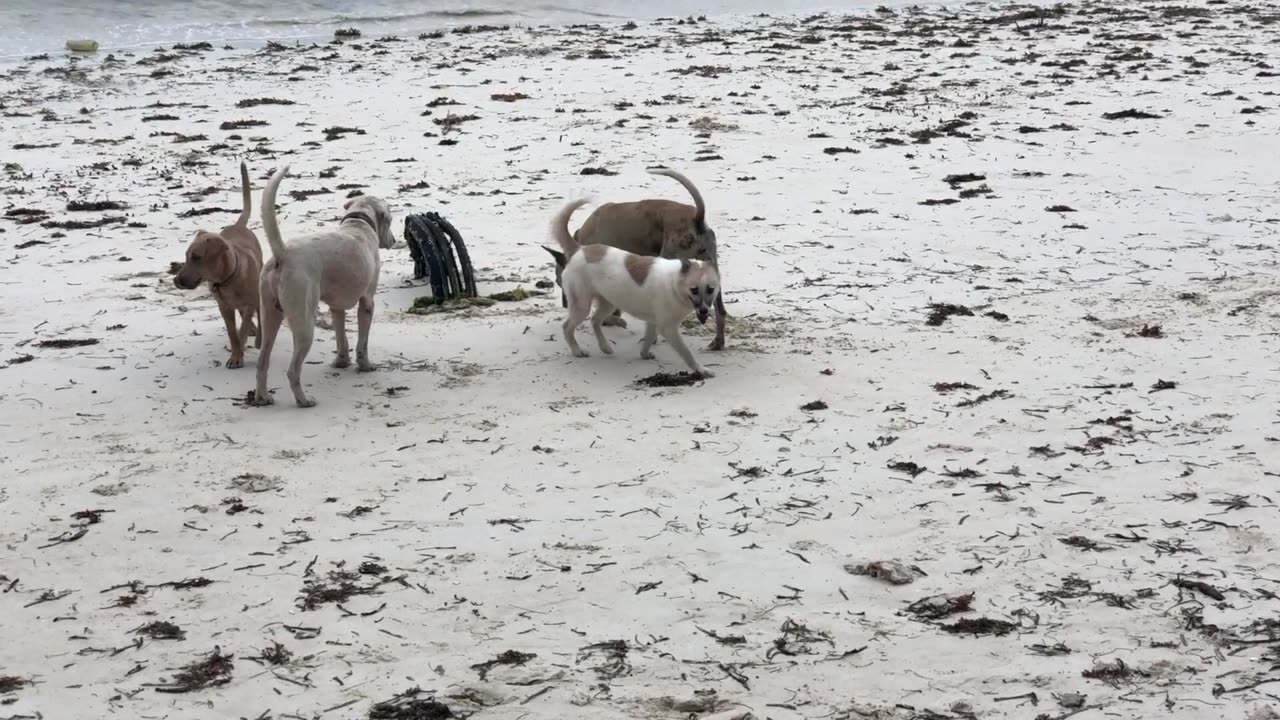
[544,167,728,350]
[174,161,263,369]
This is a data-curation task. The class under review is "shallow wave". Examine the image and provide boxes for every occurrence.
[250,6,520,27]
[535,4,627,20]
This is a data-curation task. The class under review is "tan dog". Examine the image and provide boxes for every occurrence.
[253,165,396,408]
[174,161,263,369]
[552,198,719,377]
[544,167,727,350]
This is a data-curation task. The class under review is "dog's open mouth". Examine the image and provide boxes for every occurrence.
[696,308,710,325]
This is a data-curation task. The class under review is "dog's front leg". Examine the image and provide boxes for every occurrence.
[708,293,727,351]
[355,296,375,372]
[640,323,658,360]
[661,325,713,377]
[590,299,616,355]
[332,309,351,368]
[218,302,245,369]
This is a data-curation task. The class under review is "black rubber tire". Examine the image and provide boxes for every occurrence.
[404,216,426,279]
[431,212,476,298]
[424,213,462,300]
[405,214,446,303]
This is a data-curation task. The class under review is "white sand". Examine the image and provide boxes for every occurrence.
[2,3,1279,719]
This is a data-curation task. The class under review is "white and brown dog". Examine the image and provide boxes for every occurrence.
[252,165,396,408]
[173,161,263,369]
[543,167,727,350]
[551,198,719,377]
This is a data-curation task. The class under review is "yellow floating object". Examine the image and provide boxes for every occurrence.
[65,39,99,52]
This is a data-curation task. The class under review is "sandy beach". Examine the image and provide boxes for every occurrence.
[2,2,1280,718]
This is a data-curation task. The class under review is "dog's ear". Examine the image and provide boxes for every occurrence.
[190,231,225,257]
[376,203,396,250]
[206,233,232,258]
[542,245,567,268]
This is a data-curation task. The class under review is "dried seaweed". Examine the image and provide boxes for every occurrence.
[470,649,535,680]
[151,647,233,693]
[135,621,185,640]
[941,617,1017,636]
[635,371,706,387]
[369,688,454,719]
[926,303,974,325]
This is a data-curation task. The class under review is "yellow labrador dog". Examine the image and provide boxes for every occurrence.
[173,161,263,368]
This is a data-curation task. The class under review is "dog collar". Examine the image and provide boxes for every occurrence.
[341,211,377,231]
[212,251,239,290]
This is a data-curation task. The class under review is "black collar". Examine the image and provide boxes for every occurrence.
[212,251,239,290]
[341,211,377,232]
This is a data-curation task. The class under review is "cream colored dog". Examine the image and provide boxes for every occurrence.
[253,165,396,408]
[552,198,720,377]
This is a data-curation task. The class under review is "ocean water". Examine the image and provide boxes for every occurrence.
[1,0,861,58]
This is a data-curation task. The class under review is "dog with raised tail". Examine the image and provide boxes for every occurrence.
[173,161,263,369]
[551,197,719,378]
[252,165,396,408]
[543,167,728,350]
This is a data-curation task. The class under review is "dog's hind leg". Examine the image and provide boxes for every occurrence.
[252,282,284,406]
[282,288,318,407]
[219,302,245,369]
[355,295,375,372]
[589,297,616,355]
[660,325,713,377]
[285,319,316,407]
[561,289,592,358]
[640,322,658,360]
[708,293,727,351]
[331,309,351,368]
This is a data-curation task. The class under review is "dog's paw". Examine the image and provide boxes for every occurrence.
[640,349,656,360]
[357,359,376,372]
[296,396,317,408]
[696,367,716,378]
[573,349,590,358]
[599,343,614,355]
[249,393,275,407]
[332,356,351,369]
[227,356,244,369]
[707,337,726,351]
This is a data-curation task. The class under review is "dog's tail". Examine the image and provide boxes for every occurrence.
[234,160,252,227]
[261,164,290,263]
[648,167,707,230]
[551,198,590,257]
